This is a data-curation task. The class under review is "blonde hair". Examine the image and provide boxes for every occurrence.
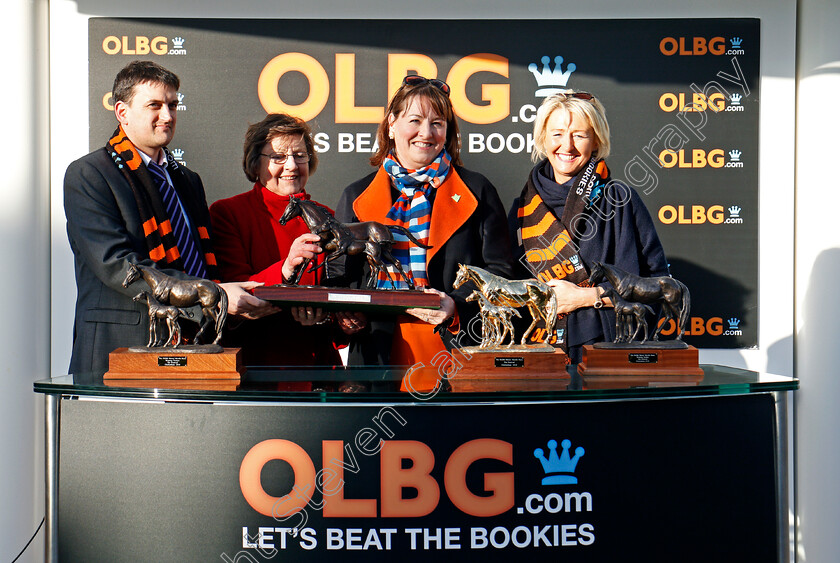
[531,91,611,163]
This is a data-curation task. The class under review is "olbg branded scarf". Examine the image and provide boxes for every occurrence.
[517,157,610,350]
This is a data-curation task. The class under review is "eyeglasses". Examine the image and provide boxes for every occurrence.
[261,152,310,165]
[402,75,451,97]
[558,91,595,101]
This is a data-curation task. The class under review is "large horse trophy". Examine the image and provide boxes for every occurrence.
[579,262,702,377]
[449,264,569,380]
[121,263,228,353]
[278,197,430,290]
[453,264,558,350]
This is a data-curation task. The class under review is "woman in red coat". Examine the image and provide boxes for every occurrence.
[210,114,363,366]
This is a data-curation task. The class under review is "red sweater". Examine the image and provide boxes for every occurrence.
[209,184,343,366]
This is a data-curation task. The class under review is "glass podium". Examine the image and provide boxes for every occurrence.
[35,364,797,562]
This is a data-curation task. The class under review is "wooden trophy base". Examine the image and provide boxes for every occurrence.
[103,379,240,391]
[577,343,704,378]
[254,285,440,314]
[448,347,570,392]
[104,347,244,380]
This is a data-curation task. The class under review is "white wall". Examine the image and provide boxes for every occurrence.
[0,1,49,561]
[795,0,840,561]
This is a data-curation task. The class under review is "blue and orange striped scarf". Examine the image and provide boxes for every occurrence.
[379,150,451,289]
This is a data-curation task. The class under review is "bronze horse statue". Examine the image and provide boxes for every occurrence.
[279,196,431,289]
[453,264,558,345]
[122,263,227,345]
[589,262,689,340]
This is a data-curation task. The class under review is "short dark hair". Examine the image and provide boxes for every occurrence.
[112,60,180,105]
[243,114,318,182]
[369,81,462,168]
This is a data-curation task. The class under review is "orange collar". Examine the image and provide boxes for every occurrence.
[352,167,478,266]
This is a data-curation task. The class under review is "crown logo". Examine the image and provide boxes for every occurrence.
[730,37,743,48]
[534,439,584,485]
[729,93,742,105]
[177,92,184,103]
[728,149,741,162]
[171,148,185,160]
[727,317,741,330]
[728,205,741,217]
[528,56,577,97]
[172,37,185,48]
[570,255,580,266]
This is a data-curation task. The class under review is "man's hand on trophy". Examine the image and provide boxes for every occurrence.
[220,281,280,320]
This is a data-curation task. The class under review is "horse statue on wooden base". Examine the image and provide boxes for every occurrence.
[279,196,432,290]
[589,262,689,341]
[454,264,558,345]
[122,263,227,345]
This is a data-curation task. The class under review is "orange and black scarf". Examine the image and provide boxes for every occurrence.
[517,157,610,349]
[106,127,218,281]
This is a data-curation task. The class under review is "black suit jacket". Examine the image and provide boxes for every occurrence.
[64,147,210,374]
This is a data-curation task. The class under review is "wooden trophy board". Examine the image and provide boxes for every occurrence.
[104,347,244,380]
[577,343,704,377]
[254,285,440,314]
[104,379,240,391]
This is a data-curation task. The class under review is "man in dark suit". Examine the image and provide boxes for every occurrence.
[64,61,275,374]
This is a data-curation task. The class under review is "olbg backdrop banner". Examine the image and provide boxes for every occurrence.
[58,394,777,561]
[88,18,759,348]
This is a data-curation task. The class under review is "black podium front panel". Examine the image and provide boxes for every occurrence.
[57,393,776,562]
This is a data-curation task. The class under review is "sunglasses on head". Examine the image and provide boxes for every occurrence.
[402,75,451,96]
[559,91,595,101]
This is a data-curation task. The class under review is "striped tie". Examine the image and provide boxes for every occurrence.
[146,160,207,278]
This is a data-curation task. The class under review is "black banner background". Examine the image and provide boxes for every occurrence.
[59,394,777,561]
[87,18,760,348]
